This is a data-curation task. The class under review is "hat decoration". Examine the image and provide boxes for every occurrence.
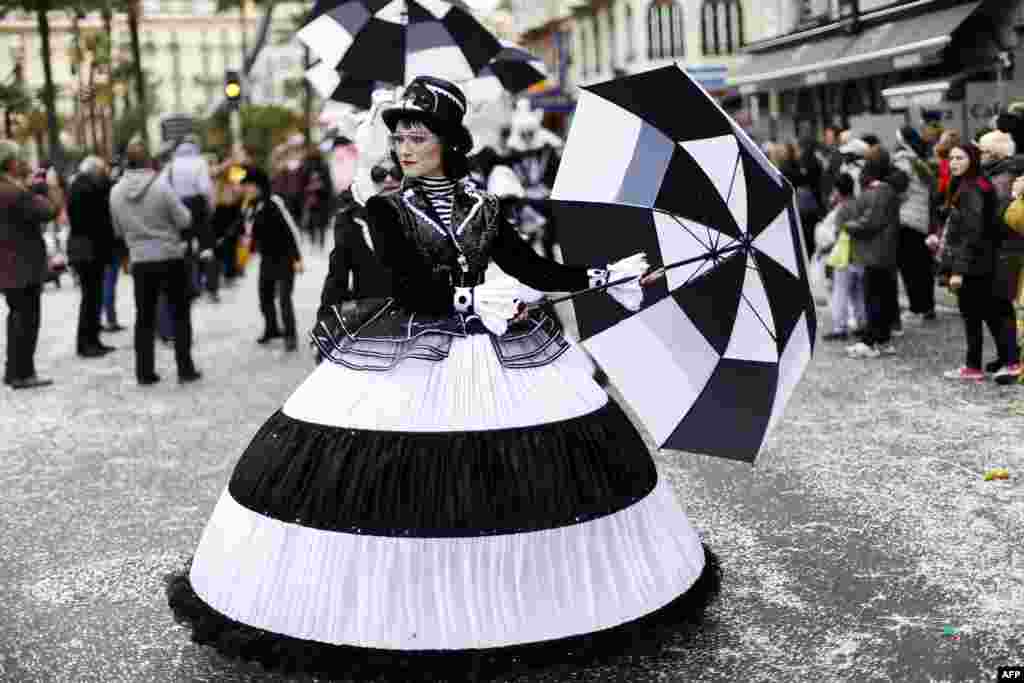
[382,76,473,154]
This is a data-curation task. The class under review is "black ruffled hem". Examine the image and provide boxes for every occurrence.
[166,546,721,682]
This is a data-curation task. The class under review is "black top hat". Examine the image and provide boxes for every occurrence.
[382,76,473,154]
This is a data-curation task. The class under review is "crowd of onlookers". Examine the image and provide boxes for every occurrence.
[770,114,1024,385]
[0,133,331,390]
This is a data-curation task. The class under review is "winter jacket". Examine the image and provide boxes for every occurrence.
[109,169,192,263]
[842,180,901,269]
[249,194,303,280]
[983,155,1024,256]
[0,177,56,290]
[839,156,865,197]
[67,171,118,265]
[939,177,998,277]
[892,146,934,234]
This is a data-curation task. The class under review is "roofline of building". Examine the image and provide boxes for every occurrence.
[741,0,951,53]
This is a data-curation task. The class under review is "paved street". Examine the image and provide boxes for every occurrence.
[1,243,1022,683]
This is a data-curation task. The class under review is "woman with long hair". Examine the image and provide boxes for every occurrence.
[940,143,1020,383]
[167,76,718,680]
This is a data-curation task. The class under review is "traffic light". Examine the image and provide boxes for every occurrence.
[225,70,242,109]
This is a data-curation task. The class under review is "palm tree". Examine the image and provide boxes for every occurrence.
[0,0,68,165]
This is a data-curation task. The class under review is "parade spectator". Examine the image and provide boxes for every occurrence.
[0,140,58,389]
[838,136,869,197]
[843,158,902,359]
[102,239,128,332]
[938,143,1019,383]
[109,140,202,386]
[819,125,844,200]
[935,130,961,197]
[241,165,304,352]
[211,166,245,287]
[300,146,334,251]
[163,135,215,302]
[893,125,938,322]
[67,156,118,358]
[822,174,866,342]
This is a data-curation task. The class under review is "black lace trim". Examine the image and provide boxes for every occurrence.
[227,400,657,537]
[165,546,721,682]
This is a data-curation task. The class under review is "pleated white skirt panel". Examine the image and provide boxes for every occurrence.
[189,478,704,651]
[283,335,608,432]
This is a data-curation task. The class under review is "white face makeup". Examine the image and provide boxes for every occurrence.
[949,148,971,177]
[391,120,444,178]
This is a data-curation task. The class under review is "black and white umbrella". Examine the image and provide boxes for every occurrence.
[297,0,502,86]
[306,40,547,108]
[548,65,815,464]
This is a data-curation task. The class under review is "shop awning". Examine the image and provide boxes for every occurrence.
[730,1,981,94]
[881,76,961,109]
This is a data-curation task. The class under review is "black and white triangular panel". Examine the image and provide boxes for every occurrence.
[298,0,500,86]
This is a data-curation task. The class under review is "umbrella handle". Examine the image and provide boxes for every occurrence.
[526,244,742,310]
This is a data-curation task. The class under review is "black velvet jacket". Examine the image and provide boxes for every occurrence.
[312,177,594,371]
[360,178,591,315]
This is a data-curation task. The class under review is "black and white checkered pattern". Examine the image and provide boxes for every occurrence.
[550,65,816,464]
[307,40,546,108]
[298,0,501,87]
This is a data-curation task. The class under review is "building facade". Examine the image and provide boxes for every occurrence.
[0,0,306,156]
[731,0,1024,143]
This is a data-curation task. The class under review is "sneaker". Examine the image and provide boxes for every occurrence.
[847,342,881,358]
[9,375,54,389]
[984,359,1006,375]
[823,331,849,341]
[878,343,898,355]
[942,367,985,381]
[994,363,1022,386]
[890,325,905,338]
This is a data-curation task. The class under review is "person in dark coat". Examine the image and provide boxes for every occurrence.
[842,158,902,358]
[0,140,59,389]
[67,156,119,357]
[939,143,1019,383]
[241,165,304,351]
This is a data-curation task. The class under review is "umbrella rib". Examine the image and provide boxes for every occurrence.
[668,214,714,252]
[738,291,777,342]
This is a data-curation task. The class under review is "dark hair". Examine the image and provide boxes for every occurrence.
[834,172,854,197]
[388,114,470,179]
[860,133,881,147]
[371,163,403,184]
[946,143,986,208]
[125,141,149,169]
[860,158,887,188]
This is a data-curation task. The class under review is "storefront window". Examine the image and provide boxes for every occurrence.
[701,0,743,56]
[647,0,685,60]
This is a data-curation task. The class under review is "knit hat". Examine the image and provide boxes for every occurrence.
[382,76,473,154]
[898,125,927,158]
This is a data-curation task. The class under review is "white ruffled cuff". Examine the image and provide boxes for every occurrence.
[605,253,649,312]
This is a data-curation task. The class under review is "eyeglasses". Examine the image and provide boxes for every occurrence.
[371,165,402,183]
[389,133,437,149]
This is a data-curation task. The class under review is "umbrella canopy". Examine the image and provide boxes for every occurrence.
[548,65,816,464]
[306,40,547,109]
[298,0,502,86]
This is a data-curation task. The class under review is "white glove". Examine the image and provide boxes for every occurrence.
[469,274,536,336]
[605,252,649,312]
[198,248,214,261]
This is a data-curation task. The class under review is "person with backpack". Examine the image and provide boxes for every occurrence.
[938,143,1020,384]
[893,125,938,322]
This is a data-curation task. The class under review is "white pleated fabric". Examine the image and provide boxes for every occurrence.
[190,478,704,650]
[284,335,608,431]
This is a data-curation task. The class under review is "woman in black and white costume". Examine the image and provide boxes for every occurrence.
[167,76,716,678]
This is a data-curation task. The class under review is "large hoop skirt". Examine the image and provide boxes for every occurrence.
[167,335,717,678]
